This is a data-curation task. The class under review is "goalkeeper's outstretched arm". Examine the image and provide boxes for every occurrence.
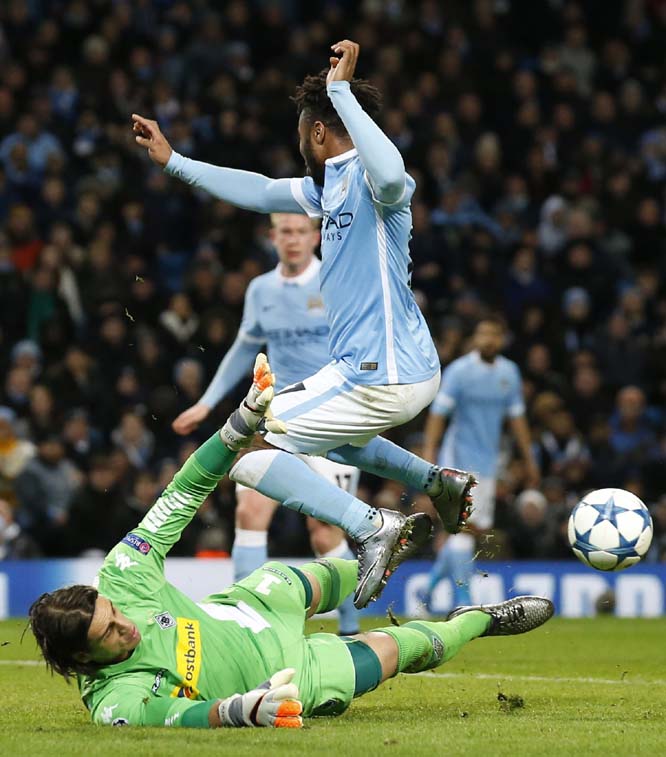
[111,355,286,566]
[93,667,302,728]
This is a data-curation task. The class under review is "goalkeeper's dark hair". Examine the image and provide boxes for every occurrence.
[29,585,99,681]
[292,69,382,136]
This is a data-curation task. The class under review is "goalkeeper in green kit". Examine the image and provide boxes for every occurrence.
[30,355,553,729]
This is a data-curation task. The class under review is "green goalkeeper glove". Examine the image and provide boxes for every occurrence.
[217,668,303,728]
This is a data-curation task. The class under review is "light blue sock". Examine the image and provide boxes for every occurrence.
[231,529,268,582]
[327,436,438,491]
[230,451,382,542]
[449,537,474,607]
[319,542,361,634]
[428,534,475,606]
[427,541,450,596]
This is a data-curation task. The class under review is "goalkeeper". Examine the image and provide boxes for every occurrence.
[30,356,553,729]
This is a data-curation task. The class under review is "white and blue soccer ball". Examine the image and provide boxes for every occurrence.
[567,488,653,571]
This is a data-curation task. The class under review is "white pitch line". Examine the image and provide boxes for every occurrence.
[3,660,664,686]
[420,671,666,686]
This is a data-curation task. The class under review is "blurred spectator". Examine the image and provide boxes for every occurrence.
[569,366,612,435]
[25,384,57,438]
[506,489,558,559]
[0,406,34,504]
[537,195,568,257]
[609,386,659,465]
[173,357,204,409]
[111,410,155,470]
[504,246,550,324]
[10,338,41,376]
[14,433,79,545]
[62,408,104,471]
[159,292,199,345]
[46,344,104,416]
[0,497,40,559]
[561,287,595,354]
[537,409,591,482]
[0,113,63,178]
[3,364,33,416]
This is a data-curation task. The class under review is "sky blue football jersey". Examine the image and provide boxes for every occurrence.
[239,259,330,392]
[291,149,439,386]
[430,351,525,477]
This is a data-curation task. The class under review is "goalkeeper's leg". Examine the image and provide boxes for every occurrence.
[343,596,554,698]
[298,557,358,618]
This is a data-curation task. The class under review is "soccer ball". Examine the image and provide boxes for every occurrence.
[567,488,653,571]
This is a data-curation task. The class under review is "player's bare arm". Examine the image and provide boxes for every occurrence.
[509,415,541,489]
[132,114,173,167]
[172,402,212,435]
[422,412,448,464]
[327,39,360,85]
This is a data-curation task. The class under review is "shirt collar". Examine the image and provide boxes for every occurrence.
[325,148,358,166]
[276,256,321,285]
[470,349,498,367]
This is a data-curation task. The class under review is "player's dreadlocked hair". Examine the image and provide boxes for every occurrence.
[292,69,382,135]
[29,585,99,680]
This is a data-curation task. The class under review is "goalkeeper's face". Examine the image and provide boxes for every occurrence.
[84,595,142,664]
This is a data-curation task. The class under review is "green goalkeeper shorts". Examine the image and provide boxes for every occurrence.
[201,561,357,717]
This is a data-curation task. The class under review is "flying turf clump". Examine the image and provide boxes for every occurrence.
[497,691,525,713]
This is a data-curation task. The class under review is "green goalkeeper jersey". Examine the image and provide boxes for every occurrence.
[79,435,356,728]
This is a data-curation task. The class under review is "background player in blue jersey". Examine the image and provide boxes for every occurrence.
[172,212,361,634]
[133,40,475,608]
[421,317,541,610]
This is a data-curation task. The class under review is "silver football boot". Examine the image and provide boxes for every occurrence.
[447,595,554,635]
[354,509,432,609]
[428,467,477,533]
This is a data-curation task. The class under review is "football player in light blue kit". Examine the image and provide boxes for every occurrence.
[133,39,475,609]
[172,212,361,634]
[422,317,541,609]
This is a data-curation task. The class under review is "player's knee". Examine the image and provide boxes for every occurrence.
[308,523,345,556]
[352,632,400,683]
[300,569,322,616]
[235,491,277,530]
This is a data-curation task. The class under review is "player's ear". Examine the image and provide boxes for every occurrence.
[73,650,92,663]
[312,120,326,145]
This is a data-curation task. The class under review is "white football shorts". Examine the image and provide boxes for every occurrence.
[263,362,440,456]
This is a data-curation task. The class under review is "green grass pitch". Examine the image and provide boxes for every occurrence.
[1,616,665,756]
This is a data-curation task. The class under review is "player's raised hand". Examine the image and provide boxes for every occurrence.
[327,39,360,86]
[217,668,303,728]
[132,113,173,167]
[172,403,211,435]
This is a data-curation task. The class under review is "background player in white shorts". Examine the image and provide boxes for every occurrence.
[422,317,541,610]
[173,212,360,633]
[134,39,475,608]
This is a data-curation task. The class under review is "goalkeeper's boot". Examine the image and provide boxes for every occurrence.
[447,595,554,635]
[354,509,432,609]
[428,467,477,534]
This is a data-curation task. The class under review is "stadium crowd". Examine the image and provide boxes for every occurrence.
[0,0,665,562]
